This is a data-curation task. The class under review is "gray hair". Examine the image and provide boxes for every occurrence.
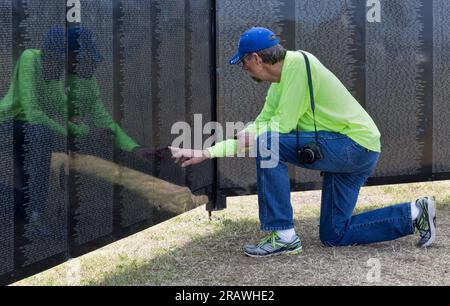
[256,44,287,65]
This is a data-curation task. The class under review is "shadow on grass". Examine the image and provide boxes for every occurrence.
[91,201,450,286]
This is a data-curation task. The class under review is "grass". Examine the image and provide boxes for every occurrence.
[12,180,450,286]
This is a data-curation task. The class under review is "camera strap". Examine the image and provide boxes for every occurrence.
[296,51,320,150]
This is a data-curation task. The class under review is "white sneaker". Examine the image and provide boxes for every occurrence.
[413,196,437,248]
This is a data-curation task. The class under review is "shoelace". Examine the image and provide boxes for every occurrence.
[258,232,278,248]
[414,218,429,240]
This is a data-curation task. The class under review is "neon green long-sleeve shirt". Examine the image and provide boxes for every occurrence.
[0,49,139,152]
[207,51,381,158]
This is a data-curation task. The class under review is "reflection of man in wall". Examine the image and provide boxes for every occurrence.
[0,26,157,226]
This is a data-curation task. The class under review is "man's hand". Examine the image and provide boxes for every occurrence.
[169,147,210,168]
[237,131,255,153]
[133,146,169,162]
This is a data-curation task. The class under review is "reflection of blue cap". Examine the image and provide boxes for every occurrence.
[229,27,280,65]
[43,26,66,56]
[68,26,104,63]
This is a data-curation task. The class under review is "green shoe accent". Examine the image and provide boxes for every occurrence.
[244,232,303,258]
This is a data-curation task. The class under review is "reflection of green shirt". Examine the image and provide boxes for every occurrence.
[0,49,139,152]
[208,51,381,158]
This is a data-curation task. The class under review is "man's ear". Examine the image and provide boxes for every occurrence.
[253,53,262,65]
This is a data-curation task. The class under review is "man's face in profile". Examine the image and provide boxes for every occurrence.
[238,53,264,84]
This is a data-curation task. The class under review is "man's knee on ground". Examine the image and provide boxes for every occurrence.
[320,237,339,247]
[320,228,346,247]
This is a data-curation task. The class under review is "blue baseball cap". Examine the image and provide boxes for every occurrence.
[229,27,280,65]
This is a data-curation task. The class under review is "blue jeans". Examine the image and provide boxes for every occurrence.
[256,131,414,247]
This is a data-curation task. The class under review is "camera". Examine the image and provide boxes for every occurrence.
[297,142,324,164]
